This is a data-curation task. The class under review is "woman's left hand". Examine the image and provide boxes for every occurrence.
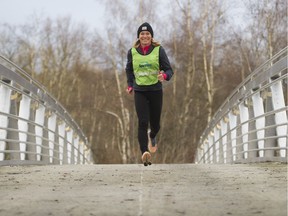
[158,71,166,82]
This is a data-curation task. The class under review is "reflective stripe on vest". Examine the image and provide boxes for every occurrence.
[132,46,160,86]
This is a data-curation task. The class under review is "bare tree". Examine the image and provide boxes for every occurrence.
[177,0,196,133]
[199,0,225,123]
[238,0,287,68]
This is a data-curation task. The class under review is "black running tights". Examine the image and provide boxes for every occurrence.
[134,90,163,154]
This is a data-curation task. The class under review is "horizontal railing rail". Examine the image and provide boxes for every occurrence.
[196,47,288,164]
[0,55,94,165]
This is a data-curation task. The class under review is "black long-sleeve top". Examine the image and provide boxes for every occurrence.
[125,45,173,91]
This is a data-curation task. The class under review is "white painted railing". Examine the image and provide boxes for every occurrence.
[0,56,94,165]
[196,47,288,164]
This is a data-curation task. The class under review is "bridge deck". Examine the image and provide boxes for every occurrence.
[0,163,287,216]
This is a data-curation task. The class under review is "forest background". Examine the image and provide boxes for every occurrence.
[0,0,287,164]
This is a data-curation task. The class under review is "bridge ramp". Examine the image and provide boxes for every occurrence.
[0,163,286,216]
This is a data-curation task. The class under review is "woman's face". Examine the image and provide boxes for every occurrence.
[139,31,152,46]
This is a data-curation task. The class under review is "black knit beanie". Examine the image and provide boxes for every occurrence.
[137,22,154,38]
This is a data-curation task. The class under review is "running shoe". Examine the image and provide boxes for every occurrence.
[141,151,152,166]
[148,133,157,153]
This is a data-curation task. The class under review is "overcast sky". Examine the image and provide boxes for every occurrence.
[0,0,105,30]
[0,0,248,33]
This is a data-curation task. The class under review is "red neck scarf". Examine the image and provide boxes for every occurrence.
[140,45,151,55]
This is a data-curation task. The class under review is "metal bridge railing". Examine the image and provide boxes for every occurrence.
[0,56,94,165]
[196,47,288,164]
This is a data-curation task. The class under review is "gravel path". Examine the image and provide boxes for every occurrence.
[0,163,287,216]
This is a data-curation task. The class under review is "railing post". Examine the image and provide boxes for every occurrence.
[41,114,49,163]
[53,125,60,165]
[251,91,265,158]
[0,83,11,161]
[208,134,214,163]
[239,102,249,159]
[220,118,228,163]
[27,102,37,161]
[18,93,31,160]
[58,122,66,165]
[74,136,79,164]
[248,103,258,160]
[48,112,57,164]
[7,92,20,160]
[214,126,220,163]
[35,104,45,161]
[67,129,73,164]
[228,111,237,162]
[264,91,277,159]
[204,141,208,163]
[79,142,84,164]
[270,79,287,157]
